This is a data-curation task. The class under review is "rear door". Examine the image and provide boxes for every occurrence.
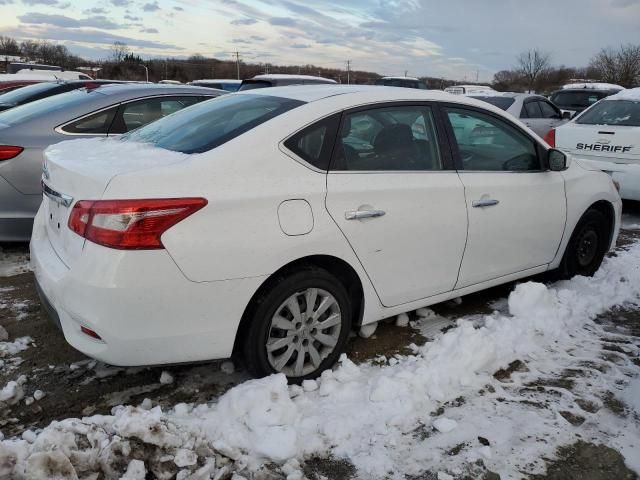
[324,103,468,307]
[442,105,566,288]
[520,100,548,136]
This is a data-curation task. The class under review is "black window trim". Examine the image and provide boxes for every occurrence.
[436,102,549,173]
[55,93,214,137]
[327,101,456,173]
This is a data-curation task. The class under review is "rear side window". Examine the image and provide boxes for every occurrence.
[284,114,339,170]
[550,91,604,108]
[123,94,304,153]
[61,106,117,134]
[110,96,202,134]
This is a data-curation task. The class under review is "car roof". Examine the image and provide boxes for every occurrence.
[240,84,499,108]
[191,79,241,83]
[380,76,420,81]
[89,83,224,97]
[249,74,337,83]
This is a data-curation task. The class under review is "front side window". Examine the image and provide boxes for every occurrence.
[61,106,117,134]
[539,101,561,119]
[331,105,442,171]
[123,94,304,153]
[576,100,640,127]
[523,101,543,118]
[446,108,540,171]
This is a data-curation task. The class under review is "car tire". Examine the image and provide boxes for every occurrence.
[558,209,609,279]
[243,266,352,382]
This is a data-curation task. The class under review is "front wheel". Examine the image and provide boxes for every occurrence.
[243,267,352,382]
[559,209,609,279]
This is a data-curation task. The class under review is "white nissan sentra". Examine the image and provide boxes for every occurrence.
[31,86,622,381]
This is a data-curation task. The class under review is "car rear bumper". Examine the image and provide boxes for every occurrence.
[30,206,266,366]
[0,176,40,241]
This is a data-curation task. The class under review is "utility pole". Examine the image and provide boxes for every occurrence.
[345,60,351,84]
[404,70,408,77]
[233,51,241,80]
[475,69,479,82]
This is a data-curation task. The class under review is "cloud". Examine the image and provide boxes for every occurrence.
[1,24,183,50]
[124,14,141,21]
[173,6,183,11]
[83,7,106,14]
[22,0,58,4]
[140,28,159,33]
[268,17,297,26]
[18,12,123,29]
[142,1,159,12]
[110,0,129,5]
[230,17,258,25]
[290,43,310,49]
[0,0,14,4]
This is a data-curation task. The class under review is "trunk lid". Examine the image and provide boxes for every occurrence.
[556,123,640,162]
[42,137,188,267]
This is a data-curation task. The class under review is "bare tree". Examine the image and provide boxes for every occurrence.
[0,36,20,56]
[110,41,130,63]
[517,49,552,92]
[590,44,640,87]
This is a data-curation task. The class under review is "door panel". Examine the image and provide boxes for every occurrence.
[443,106,566,288]
[326,173,468,306]
[325,104,467,307]
[455,171,566,288]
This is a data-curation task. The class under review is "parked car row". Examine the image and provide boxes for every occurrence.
[18,83,622,381]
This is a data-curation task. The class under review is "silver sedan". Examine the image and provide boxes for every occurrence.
[469,92,567,137]
[0,84,223,241]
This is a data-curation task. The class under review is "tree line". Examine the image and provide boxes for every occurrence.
[494,44,640,93]
[1,34,638,92]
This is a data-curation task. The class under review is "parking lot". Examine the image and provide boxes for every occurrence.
[0,204,638,479]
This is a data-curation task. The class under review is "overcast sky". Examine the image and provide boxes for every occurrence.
[1,0,639,81]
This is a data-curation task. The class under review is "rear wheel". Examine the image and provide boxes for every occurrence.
[559,209,609,279]
[243,267,352,382]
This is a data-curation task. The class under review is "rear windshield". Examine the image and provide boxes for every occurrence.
[470,96,516,111]
[123,93,304,154]
[550,91,607,109]
[238,80,272,91]
[576,100,640,127]
[0,82,60,105]
[0,88,92,125]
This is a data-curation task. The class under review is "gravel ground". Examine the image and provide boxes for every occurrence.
[1,203,639,479]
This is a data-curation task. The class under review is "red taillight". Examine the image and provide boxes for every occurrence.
[543,128,556,148]
[68,198,207,249]
[0,146,23,161]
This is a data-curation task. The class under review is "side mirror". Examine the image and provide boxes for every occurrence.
[562,111,572,120]
[548,149,568,171]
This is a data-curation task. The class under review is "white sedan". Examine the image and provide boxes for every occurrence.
[546,88,640,201]
[31,86,622,381]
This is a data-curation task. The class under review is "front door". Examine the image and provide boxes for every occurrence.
[325,104,468,307]
[443,106,566,289]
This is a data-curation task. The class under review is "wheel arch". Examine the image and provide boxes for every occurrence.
[232,254,365,356]
[585,199,616,249]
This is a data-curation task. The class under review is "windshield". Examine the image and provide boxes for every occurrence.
[0,82,61,105]
[576,100,640,127]
[123,94,304,154]
[0,88,93,126]
[470,96,516,111]
[550,91,606,109]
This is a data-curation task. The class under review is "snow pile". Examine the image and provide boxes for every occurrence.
[0,375,27,405]
[609,87,640,101]
[0,336,31,359]
[1,242,640,478]
[0,248,30,277]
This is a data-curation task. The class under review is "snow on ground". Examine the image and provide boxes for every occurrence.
[0,248,30,277]
[1,242,640,479]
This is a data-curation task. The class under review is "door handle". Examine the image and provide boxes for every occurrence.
[472,199,499,208]
[345,209,386,220]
